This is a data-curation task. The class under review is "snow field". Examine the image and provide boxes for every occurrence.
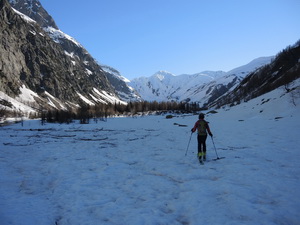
[0,86,300,225]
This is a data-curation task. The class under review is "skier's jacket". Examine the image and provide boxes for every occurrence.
[191,119,212,136]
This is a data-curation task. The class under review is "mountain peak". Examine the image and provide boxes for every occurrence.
[153,71,175,81]
[154,70,175,76]
[8,0,58,28]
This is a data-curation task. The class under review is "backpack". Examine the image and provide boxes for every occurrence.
[197,120,207,136]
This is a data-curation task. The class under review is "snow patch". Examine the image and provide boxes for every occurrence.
[76,92,95,106]
[93,88,127,105]
[17,85,39,103]
[45,92,67,110]
[0,91,36,114]
[85,68,93,76]
[64,51,75,58]
[12,8,36,24]
[44,27,82,47]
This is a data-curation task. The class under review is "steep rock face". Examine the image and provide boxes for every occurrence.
[6,0,139,105]
[0,0,33,98]
[1,0,119,110]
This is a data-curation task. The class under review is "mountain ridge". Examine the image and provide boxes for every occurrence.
[210,41,300,108]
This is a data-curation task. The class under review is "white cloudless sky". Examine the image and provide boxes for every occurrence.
[39,0,300,80]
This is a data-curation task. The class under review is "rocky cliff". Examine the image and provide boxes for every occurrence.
[1,0,124,112]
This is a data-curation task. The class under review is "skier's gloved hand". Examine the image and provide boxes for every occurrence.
[209,133,213,137]
[191,128,194,132]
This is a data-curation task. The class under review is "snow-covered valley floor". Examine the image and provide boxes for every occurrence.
[1,87,300,225]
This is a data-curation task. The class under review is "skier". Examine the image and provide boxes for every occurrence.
[191,113,213,162]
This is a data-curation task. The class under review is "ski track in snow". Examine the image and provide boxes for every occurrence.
[0,88,300,225]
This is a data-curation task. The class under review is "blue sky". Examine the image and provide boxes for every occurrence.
[39,0,300,80]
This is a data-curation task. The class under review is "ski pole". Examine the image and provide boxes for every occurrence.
[211,136,220,159]
[185,132,193,156]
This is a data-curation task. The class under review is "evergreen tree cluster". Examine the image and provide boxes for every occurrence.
[41,101,201,124]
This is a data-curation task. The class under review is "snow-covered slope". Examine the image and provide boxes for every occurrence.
[1,81,299,224]
[129,57,273,104]
[225,56,274,78]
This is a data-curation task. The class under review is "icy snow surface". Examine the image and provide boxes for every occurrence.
[0,86,299,225]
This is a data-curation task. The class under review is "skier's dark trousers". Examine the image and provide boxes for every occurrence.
[191,113,213,161]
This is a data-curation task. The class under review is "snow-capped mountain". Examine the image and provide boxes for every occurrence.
[129,56,274,106]
[1,0,140,115]
[129,71,226,102]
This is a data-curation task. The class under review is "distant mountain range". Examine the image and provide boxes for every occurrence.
[0,0,299,116]
[129,57,273,105]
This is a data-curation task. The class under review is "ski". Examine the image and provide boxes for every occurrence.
[196,155,225,165]
[212,157,225,161]
[207,157,225,162]
[198,158,204,165]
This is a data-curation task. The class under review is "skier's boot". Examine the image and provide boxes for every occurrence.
[198,152,203,164]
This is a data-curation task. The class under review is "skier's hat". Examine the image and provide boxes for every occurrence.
[199,113,205,119]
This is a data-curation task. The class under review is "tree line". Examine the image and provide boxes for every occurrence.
[41,101,202,124]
